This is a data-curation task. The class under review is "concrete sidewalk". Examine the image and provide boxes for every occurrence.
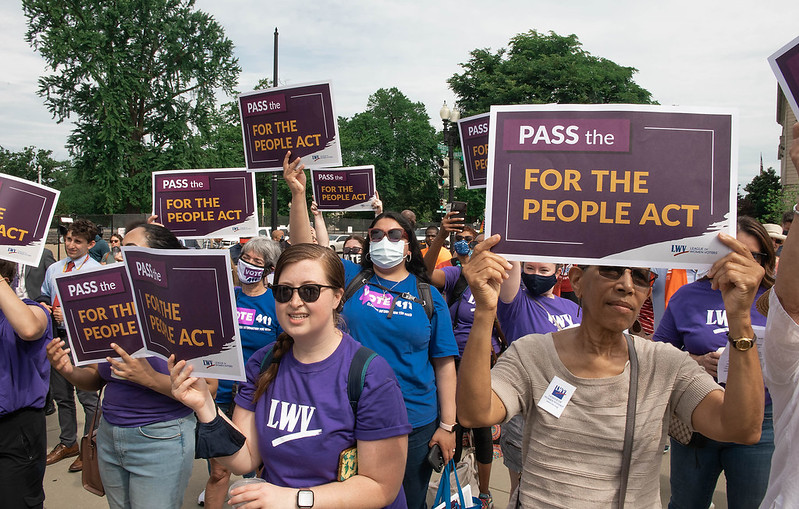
[41,411,728,508]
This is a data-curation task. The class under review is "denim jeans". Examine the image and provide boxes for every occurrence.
[404,420,437,509]
[97,414,196,509]
[668,404,774,509]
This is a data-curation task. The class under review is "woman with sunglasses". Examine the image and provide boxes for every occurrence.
[342,235,365,265]
[653,216,775,509]
[170,244,411,509]
[201,237,283,509]
[458,233,766,508]
[282,152,458,509]
[46,222,216,509]
[101,234,124,264]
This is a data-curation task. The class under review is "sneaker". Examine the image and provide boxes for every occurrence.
[479,492,493,509]
[197,489,205,506]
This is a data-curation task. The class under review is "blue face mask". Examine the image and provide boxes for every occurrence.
[453,239,471,256]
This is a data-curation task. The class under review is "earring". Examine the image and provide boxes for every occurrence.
[405,253,412,262]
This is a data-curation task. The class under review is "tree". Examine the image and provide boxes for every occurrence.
[448,30,656,116]
[339,88,440,221]
[23,0,241,213]
[738,168,785,224]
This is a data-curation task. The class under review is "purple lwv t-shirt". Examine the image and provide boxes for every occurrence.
[497,286,581,343]
[235,333,411,509]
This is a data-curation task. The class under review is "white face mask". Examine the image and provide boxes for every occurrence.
[369,237,406,269]
[237,258,265,284]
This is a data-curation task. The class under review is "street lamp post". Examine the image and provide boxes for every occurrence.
[439,101,460,203]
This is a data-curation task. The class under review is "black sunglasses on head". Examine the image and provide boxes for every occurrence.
[271,284,336,303]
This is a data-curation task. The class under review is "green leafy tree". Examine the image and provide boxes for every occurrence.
[23,0,241,213]
[339,88,440,221]
[449,30,656,116]
[738,168,785,224]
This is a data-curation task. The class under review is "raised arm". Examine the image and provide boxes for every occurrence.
[46,338,105,391]
[284,151,314,245]
[311,201,331,248]
[499,260,522,304]
[0,276,49,341]
[424,212,463,289]
[775,122,799,321]
[691,233,765,444]
[457,235,513,428]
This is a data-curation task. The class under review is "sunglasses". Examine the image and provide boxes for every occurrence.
[343,246,362,254]
[368,228,407,243]
[455,235,474,243]
[750,251,767,264]
[272,284,336,303]
[582,266,657,289]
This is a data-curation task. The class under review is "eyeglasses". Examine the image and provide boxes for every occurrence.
[368,228,407,243]
[343,246,362,254]
[468,240,479,249]
[455,235,474,243]
[240,255,265,268]
[750,251,767,264]
[110,239,120,244]
[272,284,336,303]
[583,266,657,289]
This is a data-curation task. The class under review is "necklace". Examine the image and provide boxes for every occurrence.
[373,273,403,299]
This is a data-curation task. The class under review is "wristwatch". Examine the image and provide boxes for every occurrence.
[727,332,757,352]
[439,422,456,432]
[297,489,314,508]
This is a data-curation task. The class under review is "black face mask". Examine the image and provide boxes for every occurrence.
[521,272,557,296]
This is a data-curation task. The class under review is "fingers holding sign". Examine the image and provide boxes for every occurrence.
[462,234,512,309]
[283,151,306,196]
[706,232,765,319]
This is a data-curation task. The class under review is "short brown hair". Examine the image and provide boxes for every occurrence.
[66,219,98,243]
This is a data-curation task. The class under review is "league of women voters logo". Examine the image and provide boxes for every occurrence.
[359,284,393,310]
[551,385,568,400]
[266,399,322,446]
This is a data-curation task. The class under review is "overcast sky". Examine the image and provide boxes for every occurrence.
[1,0,797,188]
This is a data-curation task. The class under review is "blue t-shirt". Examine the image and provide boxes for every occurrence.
[235,333,410,509]
[497,286,581,343]
[653,278,770,404]
[217,287,282,404]
[0,299,52,416]
[341,260,458,428]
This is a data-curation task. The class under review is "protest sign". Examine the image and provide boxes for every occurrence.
[458,113,490,189]
[239,81,342,171]
[0,173,59,266]
[485,105,736,268]
[152,169,257,239]
[769,35,799,118]
[55,264,144,366]
[310,166,376,211]
[124,247,245,381]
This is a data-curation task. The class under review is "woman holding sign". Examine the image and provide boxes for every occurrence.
[458,233,766,508]
[46,223,215,509]
[654,217,775,509]
[170,244,411,508]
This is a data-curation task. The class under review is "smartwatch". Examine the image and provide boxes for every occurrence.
[297,489,314,508]
[439,422,456,432]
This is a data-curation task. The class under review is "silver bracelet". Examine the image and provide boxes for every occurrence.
[794,203,799,215]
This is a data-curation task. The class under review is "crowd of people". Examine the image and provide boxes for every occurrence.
[2,130,799,509]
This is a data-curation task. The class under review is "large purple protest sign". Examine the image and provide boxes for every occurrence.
[0,173,59,267]
[55,265,144,366]
[239,81,342,171]
[769,35,799,118]
[123,247,245,381]
[310,166,376,211]
[152,169,257,239]
[458,113,490,189]
[485,105,736,269]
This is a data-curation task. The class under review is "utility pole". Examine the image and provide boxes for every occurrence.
[270,28,279,232]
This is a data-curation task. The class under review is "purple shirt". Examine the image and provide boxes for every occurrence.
[0,299,53,415]
[653,278,770,404]
[497,287,581,343]
[235,333,411,509]
[442,266,501,357]
[97,357,192,427]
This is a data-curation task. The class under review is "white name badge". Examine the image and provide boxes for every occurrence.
[537,376,576,418]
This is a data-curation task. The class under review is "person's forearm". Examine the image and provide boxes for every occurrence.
[776,207,799,318]
[432,356,456,426]
[720,314,764,443]
[499,261,522,303]
[314,214,330,247]
[289,189,313,244]
[61,365,105,392]
[457,306,499,427]
[423,232,447,277]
